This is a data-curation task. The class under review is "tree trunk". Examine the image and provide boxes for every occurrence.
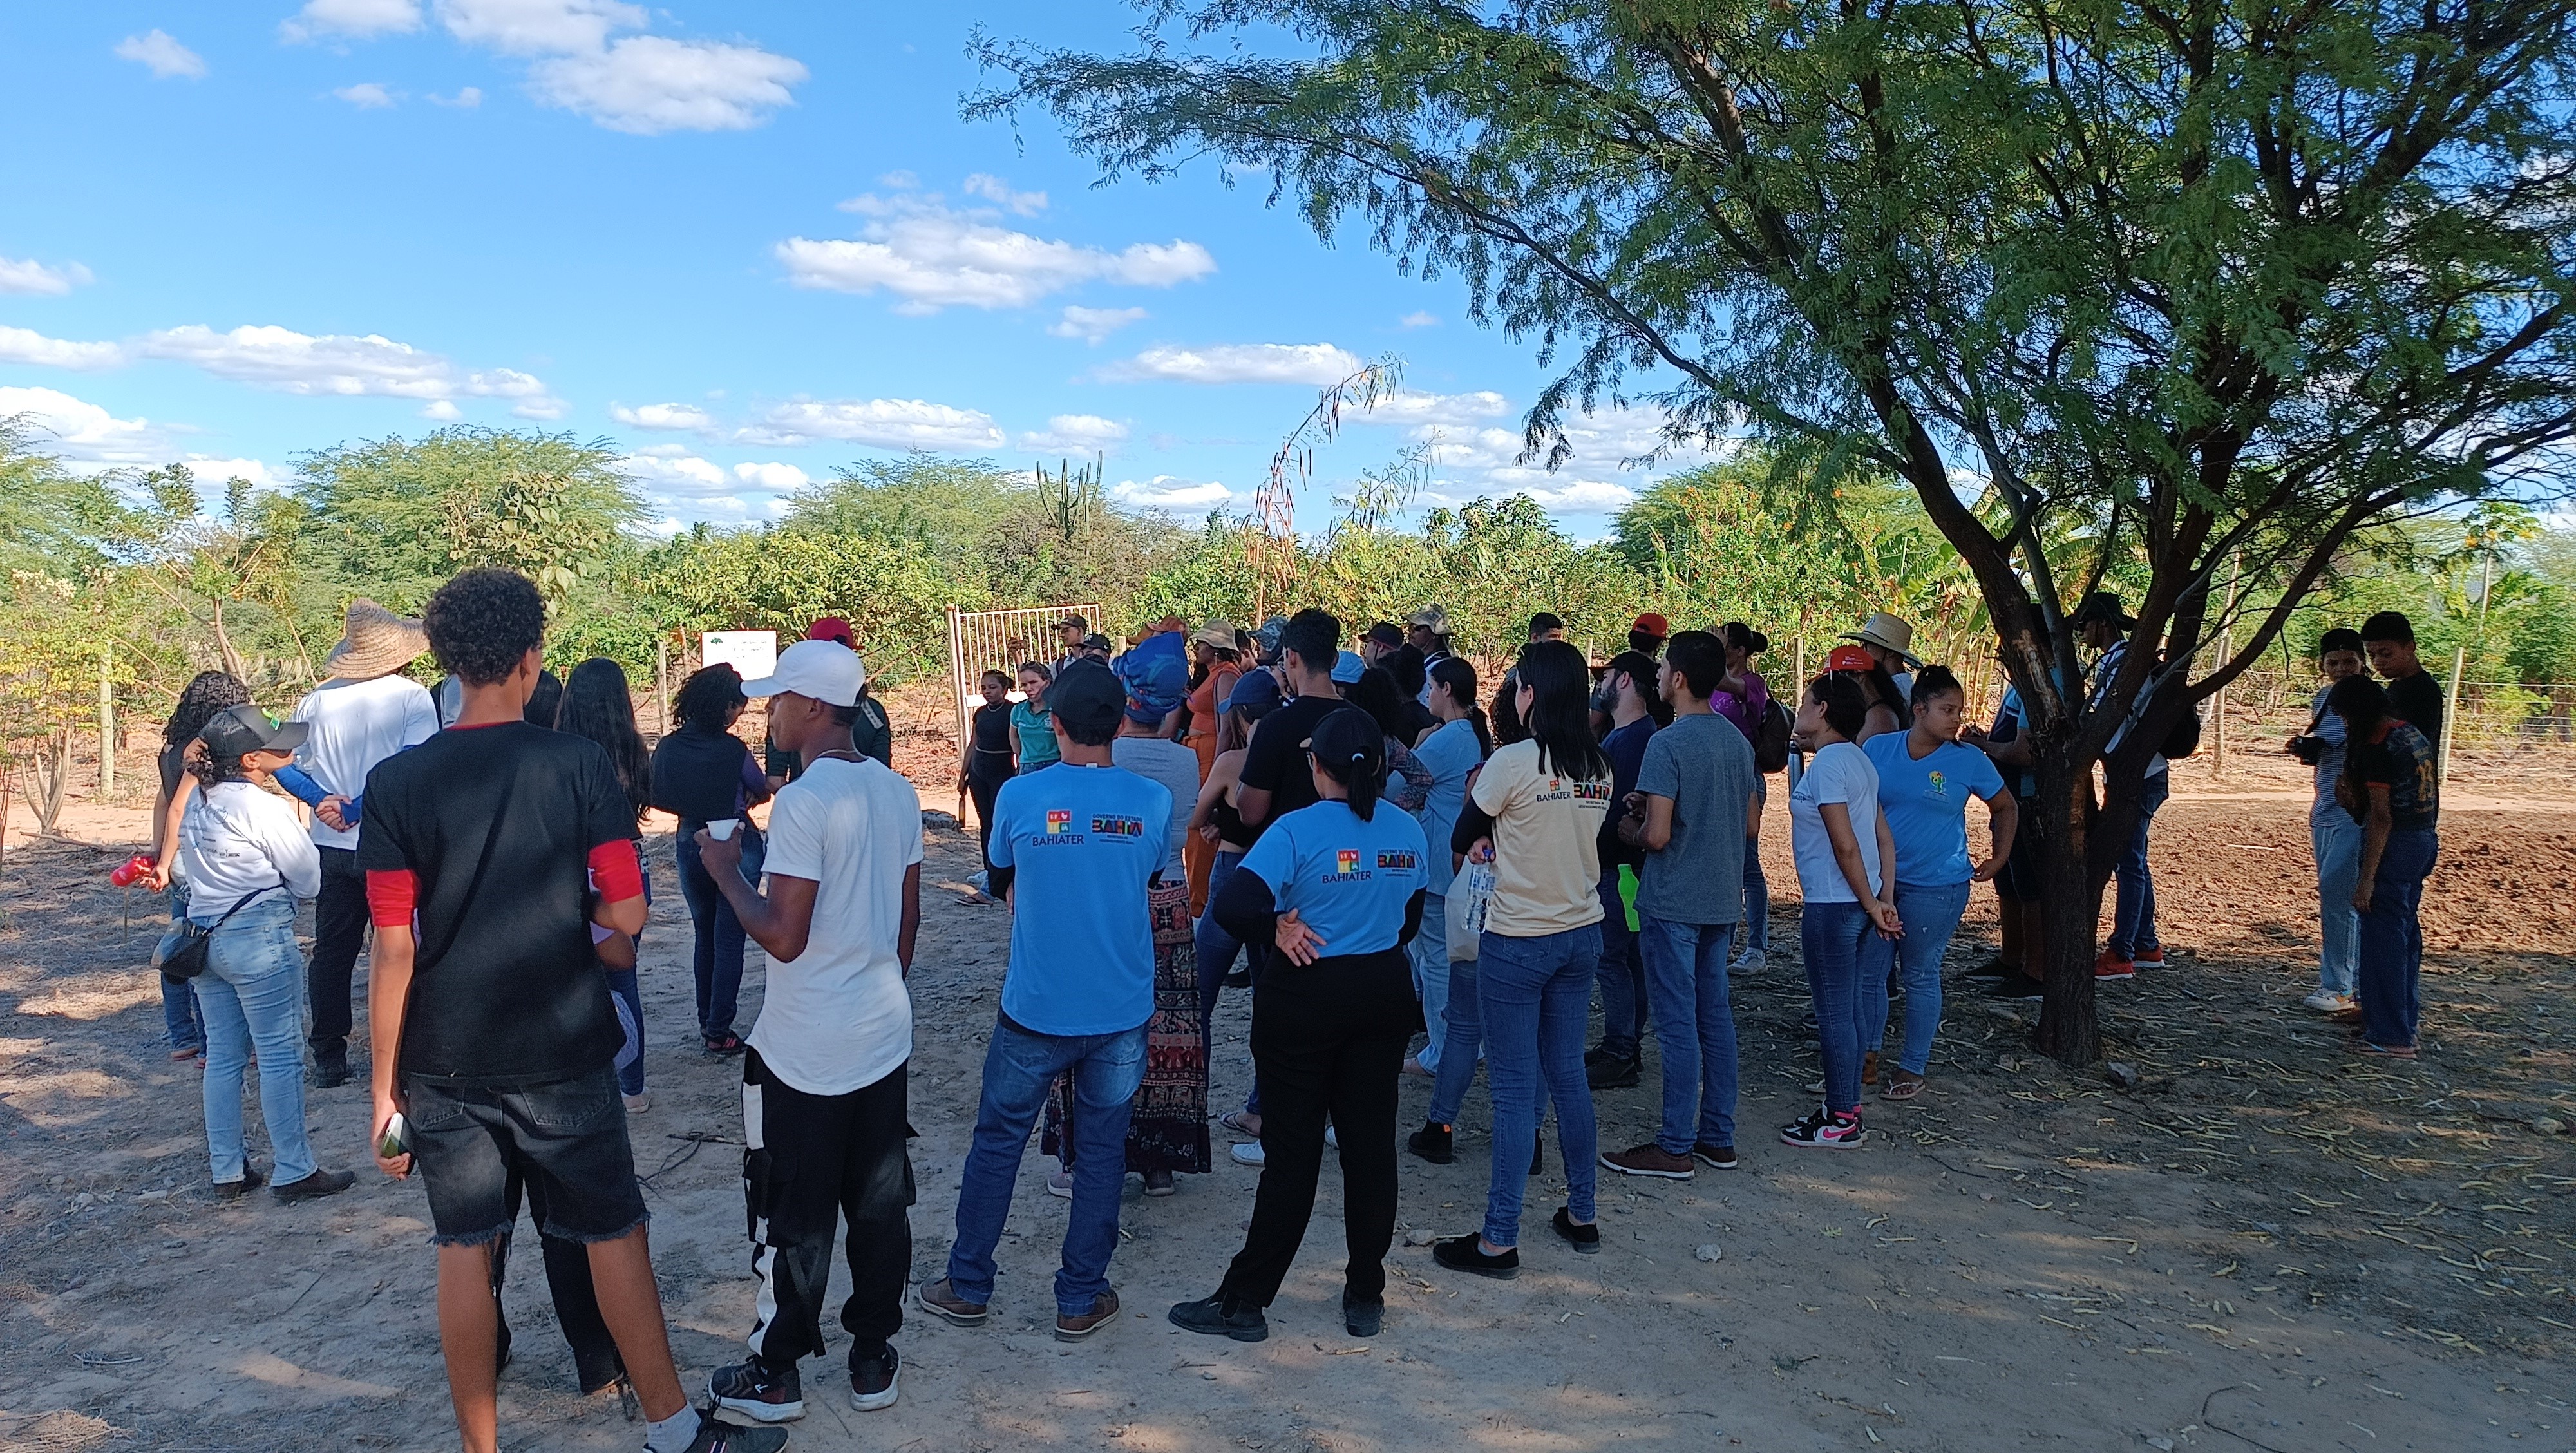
[2025,744,2103,1065]
[28,730,71,834]
[211,598,246,681]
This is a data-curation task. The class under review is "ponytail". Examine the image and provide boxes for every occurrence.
[1308,708,1386,823]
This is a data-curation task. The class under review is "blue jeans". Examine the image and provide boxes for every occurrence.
[1742,779,1770,953]
[677,826,762,1040]
[1426,956,1482,1126]
[1636,916,1736,1153]
[193,895,316,1185]
[1801,901,1872,1116]
[2311,808,2362,996]
[1475,926,1600,1248]
[158,893,204,1054]
[1193,848,1260,1117]
[2106,770,2170,959]
[945,1016,1146,1316]
[1408,891,1450,1071]
[1857,880,1973,1076]
[1593,869,1648,1058]
[2357,828,2438,1049]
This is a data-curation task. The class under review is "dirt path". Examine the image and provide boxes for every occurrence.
[0,762,2568,1451]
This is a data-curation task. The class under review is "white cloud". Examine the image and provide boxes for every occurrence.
[961,173,1048,216]
[115,30,207,80]
[1097,342,1363,386]
[531,36,806,135]
[779,191,1215,314]
[433,0,643,55]
[1399,310,1439,328]
[1050,305,1148,345]
[511,396,567,419]
[1359,389,1512,428]
[749,398,1005,451]
[428,86,484,107]
[135,324,556,410]
[0,258,95,296]
[1018,413,1129,453]
[1510,478,1637,513]
[283,0,424,43]
[334,82,400,108]
[620,449,728,491]
[732,461,808,491]
[1113,475,1235,512]
[175,456,288,492]
[419,399,464,421]
[0,325,124,370]
[611,401,715,431]
[0,386,167,461]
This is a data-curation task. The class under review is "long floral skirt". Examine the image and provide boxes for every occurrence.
[1044,877,1211,1175]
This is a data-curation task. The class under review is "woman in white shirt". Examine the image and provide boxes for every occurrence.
[1785,673,1900,1150]
[175,706,352,1201]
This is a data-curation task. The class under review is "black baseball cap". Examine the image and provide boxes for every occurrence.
[1048,662,1126,737]
[199,703,309,760]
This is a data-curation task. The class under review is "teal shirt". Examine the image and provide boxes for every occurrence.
[1012,700,1060,770]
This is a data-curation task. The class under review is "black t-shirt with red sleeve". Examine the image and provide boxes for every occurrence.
[358,720,643,1087]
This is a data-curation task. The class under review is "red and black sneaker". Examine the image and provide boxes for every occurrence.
[2130,948,2166,969]
[2094,951,2136,982]
[708,1355,803,1423]
[1779,1107,1866,1150]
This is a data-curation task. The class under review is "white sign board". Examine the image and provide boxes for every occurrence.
[701,631,777,683]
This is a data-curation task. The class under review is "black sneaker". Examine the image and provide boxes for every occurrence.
[1586,1053,1640,1090]
[1168,1293,1269,1342]
[1582,1043,1611,1067]
[1342,1294,1383,1338]
[1222,967,1253,989]
[272,1166,355,1202]
[849,1345,898,1412]
[709,1356,804,1423]
[1406,1121,1454,1165]
[213,1166,267,1199]
[1551,1208,1601,1254]
[1690,1143,1739,1170]
[1433,1233,1520,1278]
[1985,975,2046,1000]
[1964,956,2016,980]
[310,1046,351,1090]
[681,1407,791,1453]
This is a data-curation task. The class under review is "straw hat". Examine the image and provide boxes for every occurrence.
[322,599,429,681]
[1192,618,1242,651]
[1839,612,1919,667]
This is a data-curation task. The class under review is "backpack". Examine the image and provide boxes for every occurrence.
[2159,703,2203,761]
[1754,699,1794,774]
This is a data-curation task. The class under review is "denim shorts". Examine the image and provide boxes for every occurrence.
[404,1065,648,1247]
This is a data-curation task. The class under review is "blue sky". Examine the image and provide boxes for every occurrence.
[0,2,1708,541]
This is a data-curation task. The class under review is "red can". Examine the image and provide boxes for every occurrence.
[109,853,157,888]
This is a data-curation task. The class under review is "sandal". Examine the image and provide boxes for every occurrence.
[1879,1068,1926,1101]
[1217,1110,1260,1137]
[703,1030,745,1055]
[2348,1040,2417,1059]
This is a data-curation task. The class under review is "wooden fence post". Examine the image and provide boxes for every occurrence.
[654,636,670,737]
[2439,646,2467,781]
[99,642,115,798]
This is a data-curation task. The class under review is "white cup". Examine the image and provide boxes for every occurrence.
[706,817,739,841]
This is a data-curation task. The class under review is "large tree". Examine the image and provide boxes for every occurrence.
[977,0,2576,1061]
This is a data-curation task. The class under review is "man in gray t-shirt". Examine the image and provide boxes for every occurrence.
[1604,632,1761,1179]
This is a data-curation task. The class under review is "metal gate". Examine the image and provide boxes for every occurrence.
[945,602,1101,775]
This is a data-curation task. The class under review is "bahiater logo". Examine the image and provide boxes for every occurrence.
[1336,849,1362,875]
[1045,810,1072,836]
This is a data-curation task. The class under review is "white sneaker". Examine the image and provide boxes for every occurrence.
[1046,1168,1074,1199]
[621,1092,650,1113]
[2302,990,2355,1013]
[1228,1141,1266,1167]
[1729,947,1767,978]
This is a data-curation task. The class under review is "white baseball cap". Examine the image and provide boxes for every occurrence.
[739,638,865,707]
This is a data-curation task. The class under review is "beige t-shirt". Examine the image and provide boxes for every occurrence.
[1468,739,1611,938]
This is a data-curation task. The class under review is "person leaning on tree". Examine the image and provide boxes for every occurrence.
[2074,591,2170,982]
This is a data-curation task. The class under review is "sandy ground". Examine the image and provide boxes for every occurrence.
[1,727,2570,1452]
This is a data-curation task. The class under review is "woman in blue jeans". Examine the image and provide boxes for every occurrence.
[1785,667,1900,1149]
[1433,641,1609,1277]
[650,665,773,1055]
[1857,668,2018,1101]
[147,671,254,1059]
[174,705,354,1201]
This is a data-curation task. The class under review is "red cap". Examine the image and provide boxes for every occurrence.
[1824,643,1877,673]
[1631,612,1670,638]
[806,616,855,647]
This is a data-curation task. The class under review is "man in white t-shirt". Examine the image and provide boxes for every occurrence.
[289,600,437,1087]
[694,640,923,1423]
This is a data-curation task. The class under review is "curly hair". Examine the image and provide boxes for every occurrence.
[674,663,746,732]
[164,671,251,748]
[424,569,545,687]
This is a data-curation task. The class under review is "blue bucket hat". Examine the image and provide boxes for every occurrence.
[1331,650,1366,685]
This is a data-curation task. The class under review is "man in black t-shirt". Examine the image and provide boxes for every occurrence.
[363,569,783,1453]
[2361,610,2444,743]
[1234,609,1347,841]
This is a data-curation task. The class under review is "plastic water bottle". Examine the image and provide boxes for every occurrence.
[109,853,156,888]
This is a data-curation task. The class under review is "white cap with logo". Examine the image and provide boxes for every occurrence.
[739,638,866,707]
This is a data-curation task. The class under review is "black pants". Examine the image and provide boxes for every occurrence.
[743,1049,915,1369]
[968,766,1009,871]
[491,1171,624,1392]
[1218,949,1417,1309]
[307,847,367,1058]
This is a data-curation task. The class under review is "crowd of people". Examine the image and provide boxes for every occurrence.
[126,571,2445,1451]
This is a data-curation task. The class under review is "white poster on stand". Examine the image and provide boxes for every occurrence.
[701,631,778,683]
